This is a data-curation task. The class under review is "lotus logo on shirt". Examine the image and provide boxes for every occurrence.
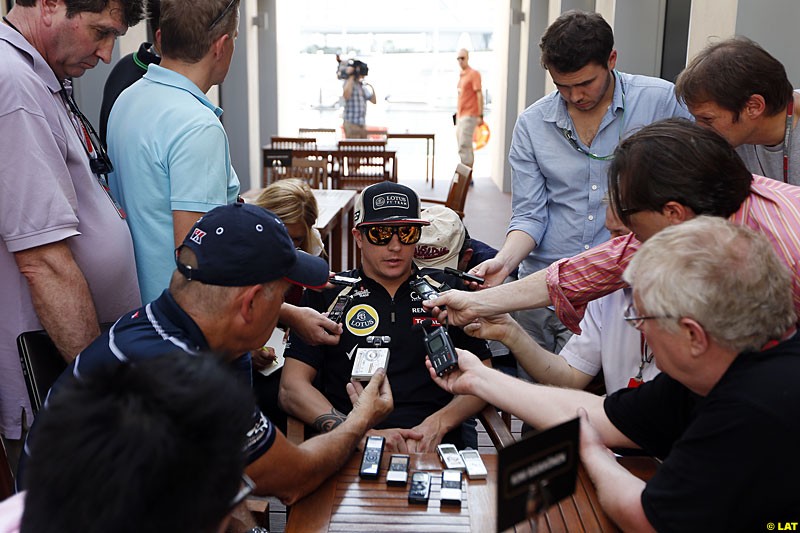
[345,304,379,336]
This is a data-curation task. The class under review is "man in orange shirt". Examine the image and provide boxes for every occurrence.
[456,49,484,167]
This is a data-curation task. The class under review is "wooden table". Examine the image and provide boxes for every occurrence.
[313,189,357,272]
[285,452,657,533]
[386,132,435,186]
[242,188,356,272]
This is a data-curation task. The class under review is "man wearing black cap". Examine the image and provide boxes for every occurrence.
[21,203,394,508]
[281,182,492,453]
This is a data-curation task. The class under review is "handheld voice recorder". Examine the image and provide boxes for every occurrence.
[423,325,458,377]
[386,454,410,486]
[359,435,385,480]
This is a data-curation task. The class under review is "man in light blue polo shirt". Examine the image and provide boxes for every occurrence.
[470,11,691,384]
[107,0,241,303]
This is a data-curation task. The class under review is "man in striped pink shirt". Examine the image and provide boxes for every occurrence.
[427,119,800,333]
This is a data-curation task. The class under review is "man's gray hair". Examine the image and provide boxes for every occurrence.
[623,216,795,353]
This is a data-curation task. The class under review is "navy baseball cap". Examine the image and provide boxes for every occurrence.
[175,203,329,289]
[354,181,430,228]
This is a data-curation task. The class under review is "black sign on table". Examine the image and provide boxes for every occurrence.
[497,417,580,532]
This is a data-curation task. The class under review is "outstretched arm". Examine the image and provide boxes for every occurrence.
[424,268,551,327]
[463,314,593,389]
[426,349,635,449]
[251,369,393,504]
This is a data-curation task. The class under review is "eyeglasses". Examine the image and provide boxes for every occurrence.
[623,303,673,330]
[228,473,255,511]
[456,56,466,60]
[60,88,113,175]
[362,225,422,246]
[208,0,236,30]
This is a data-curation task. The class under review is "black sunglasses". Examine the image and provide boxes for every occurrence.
[362,225,422,246]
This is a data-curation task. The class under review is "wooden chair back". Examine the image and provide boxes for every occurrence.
[271,136,317,149]
[333,152,397,191]
[337,139,386,151]
[420,163,472,218]
[299,127,337,145]
[286,157,328,189]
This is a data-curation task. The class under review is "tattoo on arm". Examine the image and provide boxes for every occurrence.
[313,409,347,433]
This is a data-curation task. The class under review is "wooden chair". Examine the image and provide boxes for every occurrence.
[271,136,317,149]
[337,139,386,151]
[299,127,337,145]
[478,405,516,450]
[286,157,328,189]
[333,152,397,191]
[420,163,472,218]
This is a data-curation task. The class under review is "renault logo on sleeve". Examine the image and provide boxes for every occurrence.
[345,304,379,336]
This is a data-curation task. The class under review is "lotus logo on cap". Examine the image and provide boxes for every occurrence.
[373,192,409,210]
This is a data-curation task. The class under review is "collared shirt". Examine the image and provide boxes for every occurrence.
[508,71,691,278]
[560,288,659,393]
[546,175,800,333]
[30,290,274,466]
[343,80,370,125]
[107,64,240,303]
[0,23,140,439]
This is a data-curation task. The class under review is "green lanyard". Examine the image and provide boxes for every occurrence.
[560,71,626,161]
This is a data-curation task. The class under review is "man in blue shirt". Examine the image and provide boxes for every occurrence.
[108,0,241,304]
[471,10,690,369]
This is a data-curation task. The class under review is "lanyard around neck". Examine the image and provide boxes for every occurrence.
[782,99,794,183]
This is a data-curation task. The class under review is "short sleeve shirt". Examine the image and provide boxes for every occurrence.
[0,24,140,439]
[285,268,492,429]
[107,65,240,303]
[49,291,275,464]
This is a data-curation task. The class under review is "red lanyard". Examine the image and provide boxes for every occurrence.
[628,332,654,388]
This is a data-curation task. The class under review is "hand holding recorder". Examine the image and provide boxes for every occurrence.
[425,348,487,397]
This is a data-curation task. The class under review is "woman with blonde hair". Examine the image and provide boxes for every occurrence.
[251,179,337,432]
[254,178,325,257]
